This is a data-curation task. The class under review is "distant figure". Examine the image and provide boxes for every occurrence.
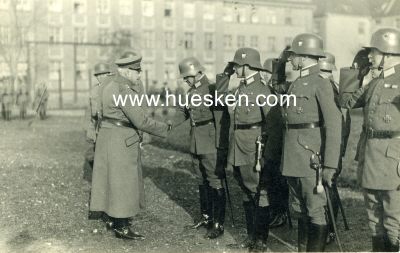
[2,84,13,121]
[161,82,171,116]
[33,83,49,120]
[16,85,30,119]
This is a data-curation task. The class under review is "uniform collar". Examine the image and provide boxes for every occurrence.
[383,64,400,78]
[300,63,319,78]
[244,72,260,86]
[319,71,334,81]
[188,74,205,89]
[188,74,209,92]
[196,74,209,88]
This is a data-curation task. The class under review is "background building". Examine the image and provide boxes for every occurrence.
[3,0,400,110]
[313,0,372,79]
[0,0,314,109]
[313,0,400,80]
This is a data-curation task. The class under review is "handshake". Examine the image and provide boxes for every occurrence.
[139,120,173,149]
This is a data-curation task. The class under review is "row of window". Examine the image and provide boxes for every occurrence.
[0,26,32,44]
[0,0,299,27]
[1,23,291,52]
[47,60,206,83]
[48,27,290,51]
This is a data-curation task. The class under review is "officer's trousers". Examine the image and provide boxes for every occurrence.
[233,164,269,207]
[363,188,400,245]
[192,153,222,189]
[265,159,289,214]
[287,177,327,225]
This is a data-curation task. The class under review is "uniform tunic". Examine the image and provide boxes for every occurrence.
[174,75,220,188]
[216,72,271,205]
[282,64,342,224]
[340,64,400,242]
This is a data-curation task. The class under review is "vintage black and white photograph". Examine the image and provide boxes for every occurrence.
[0,0,399,252]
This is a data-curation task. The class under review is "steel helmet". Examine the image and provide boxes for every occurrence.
[229,47,264,70]
[178,57,205,78]
[263,58,274,73]
[289,33,325,58]
[319,52,337,71]
[94,63,111,76]
[363,28,400,55]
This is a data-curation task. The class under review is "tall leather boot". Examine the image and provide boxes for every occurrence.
[306,223,328,252]
[190,184,212,229]
[383,235,399,252]
[251,206,270,252]
[297,217,309,252]
[239,201,256,248]
[113,218,145,240]
[372,236,385,252]
[207,188,226,239]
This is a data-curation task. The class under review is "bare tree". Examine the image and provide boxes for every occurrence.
[0,0,44,92]
[107,29,140,64]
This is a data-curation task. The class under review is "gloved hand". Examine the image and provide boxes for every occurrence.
[279,45,292,63]
[223,62,235,76]
[352,49,371,80]
[322,166,337,188]
[140,133,152,149]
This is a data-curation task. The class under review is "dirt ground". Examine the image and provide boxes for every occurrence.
[0,112,371,252]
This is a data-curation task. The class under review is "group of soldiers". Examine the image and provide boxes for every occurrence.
[85,27,400,252]
[0,80,49,120]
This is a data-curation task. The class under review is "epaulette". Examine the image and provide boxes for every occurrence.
[114,75,141,93]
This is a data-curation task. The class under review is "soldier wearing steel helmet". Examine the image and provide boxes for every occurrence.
[2,81,13,121]
[339,28,400,252]
[283,34,342,251]
[217,48,272,251]
[261,58,290,229]
[83,62,113,183]
[90,51,172,240]
[16,81,29,120]
[170,57,226,239]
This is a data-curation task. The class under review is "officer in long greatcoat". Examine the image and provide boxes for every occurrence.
[90,52,172,240]
[172,57,226,239]
[339,28,400,252]
[217,48,272,251]
[283,34,342,252]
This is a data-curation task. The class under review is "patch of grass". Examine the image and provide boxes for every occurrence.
[0,114,372,252]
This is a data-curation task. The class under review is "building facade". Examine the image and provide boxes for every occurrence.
[0,0,314,109]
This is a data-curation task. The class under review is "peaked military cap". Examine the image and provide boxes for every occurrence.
[115,51,142,70]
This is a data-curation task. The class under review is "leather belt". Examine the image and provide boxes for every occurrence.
[234,121,263,130]
[191,118,214,127]
[363,126,400,139]
[285,121,322,129]
[102,117,135,129]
